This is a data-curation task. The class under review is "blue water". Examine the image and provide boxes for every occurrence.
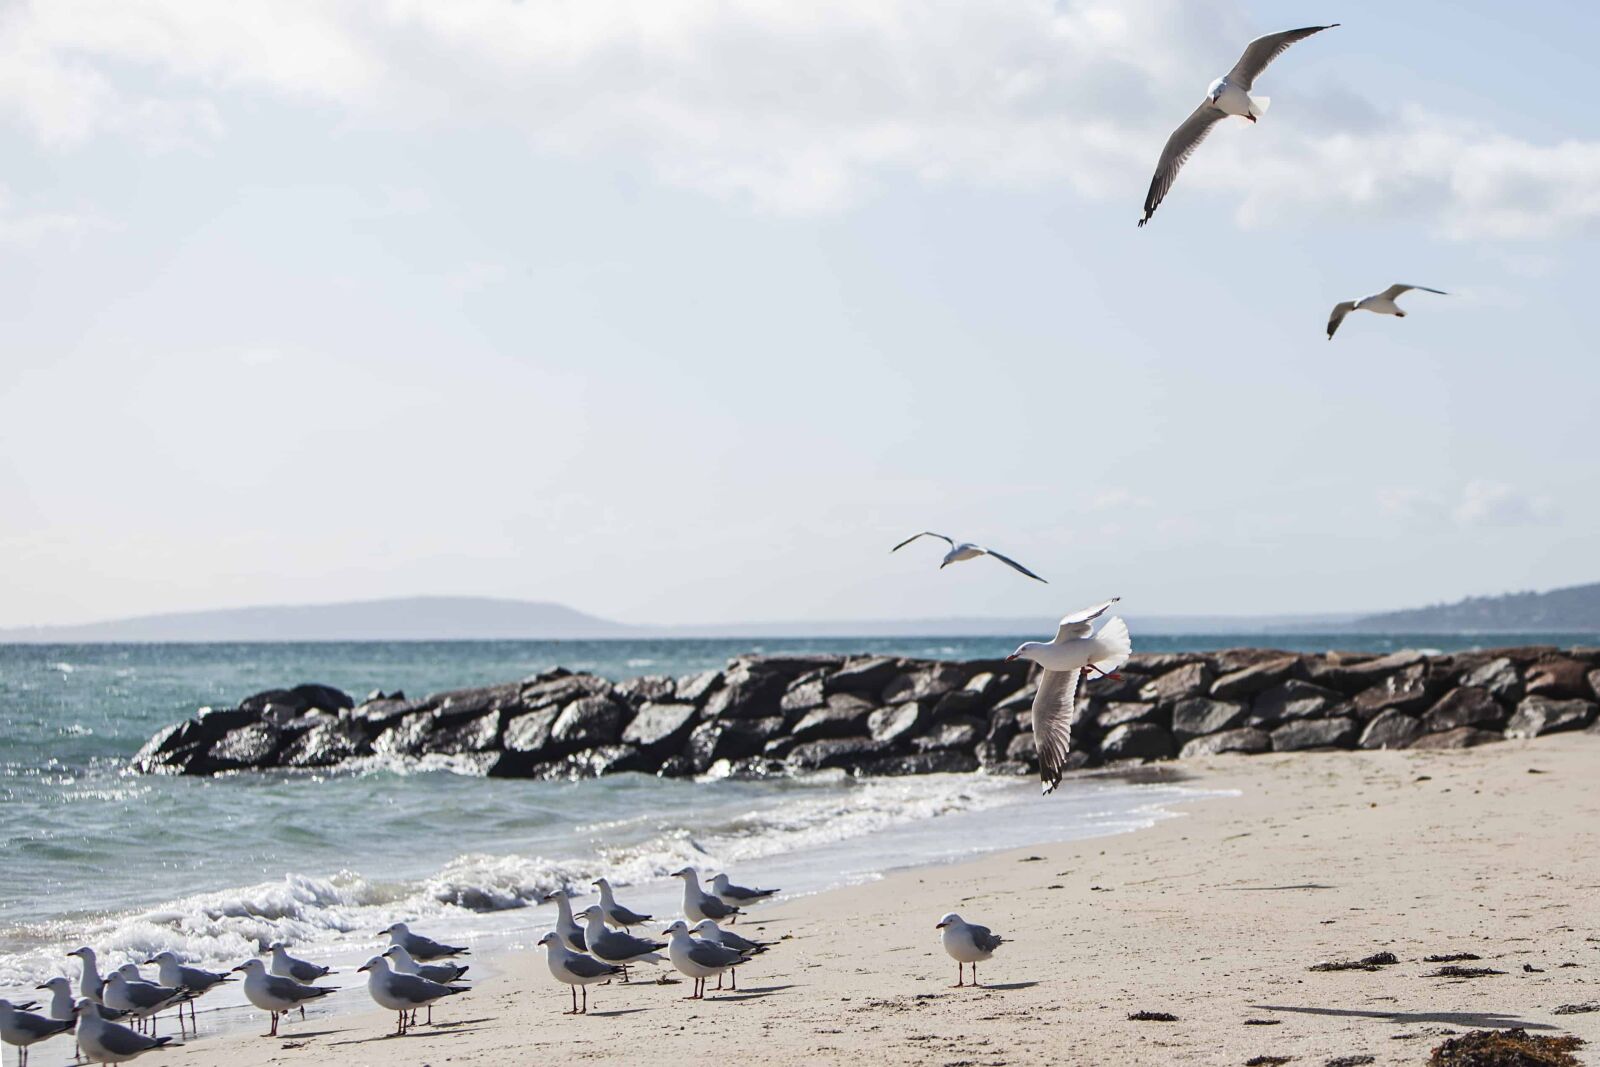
[0,633,1589,1018]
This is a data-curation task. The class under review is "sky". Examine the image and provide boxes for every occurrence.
[3,0,1599,629]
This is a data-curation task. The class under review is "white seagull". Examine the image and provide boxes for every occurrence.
[891,532,1046,583]
[670,867,741,925]
[0,999,74,1067]
[356,956,467,1036]
[1006,598,1132,794]
[73,1001,173,1064]
[662,921,747,1000]
[66,947,106,1005]
[146,952,232,1029]
[1139,24,1339,227]
[379,922,469,962]
[936,913,1004,988]
[1327,284,1449,339]
[230,959,335,1037]
[591,877,652,929]
[537,932,624,1015]
[543,889,590,953]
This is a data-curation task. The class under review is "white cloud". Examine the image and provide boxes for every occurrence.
[0,185,105,244]
[1452,480,1556,527]
[3,0,1600,232]
[1089,488,1152,511]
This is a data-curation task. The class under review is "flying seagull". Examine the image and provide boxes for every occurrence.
[1327,284,1449,339]
[891,532,1047,583]
[1006,598,1131,795]
[1138,24,1338,227]
[936,913,1005,988]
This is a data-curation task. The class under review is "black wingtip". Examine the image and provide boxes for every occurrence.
[1137,217,1148,228]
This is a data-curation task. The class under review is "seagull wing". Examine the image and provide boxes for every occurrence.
[891,531,954,553]
[687,940,747,969]
[1379,283,1448,300]
[981,549,1048,583]
[1139,103,1228,226]
[1327,301,1355,339]
[563,954,621,980]
[1225,24,1339,91]
[1053,598,1121,642]
[1031,667,1081,795]
[969,926,1005,952]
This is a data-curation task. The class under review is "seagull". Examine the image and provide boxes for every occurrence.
[379,922,470,961]
[936,913,1004,987]
[356,956,467,1036]
[383,945,469,985]
[1006,598,1132,794]
[102,974,193,1039]
[230,959,335,1038]
[0,999,74,1067]
[670,867,741,925]
[690,920,767,990]
[592,877,652,929]
[891,532,1047,583]
[1138,24,1339,227]
[543,889,590,952]
[662,921,747,1000]
[66,947,106,1005]
[1327,284,1449,339]
[267,943,331,1019]
[39,976,123,1022]
[708,873,779,912]
[580,905,666,981]
[73,1001,172,1064]
[537,932,625,1015]
[146,953,232,1029]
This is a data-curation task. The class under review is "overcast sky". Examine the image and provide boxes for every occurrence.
[3,0,1599,628]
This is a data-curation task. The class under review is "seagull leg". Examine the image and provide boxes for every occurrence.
[426,1004,433,1026]
[266,1011,278,1038]
[973,963,980,987]
[953,963,965,988]
[619,964,630,984]
[580,985,588,1015]
[730,967,737,991]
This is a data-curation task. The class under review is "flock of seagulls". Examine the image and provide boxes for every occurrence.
[1138,24,1449,338]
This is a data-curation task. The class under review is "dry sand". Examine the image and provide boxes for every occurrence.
[162,733,1600,1066]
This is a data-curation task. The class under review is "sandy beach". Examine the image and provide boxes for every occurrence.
[149,733,1600,1066]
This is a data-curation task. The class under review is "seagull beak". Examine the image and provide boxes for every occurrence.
[357,964,370,973]
[935,921,947,929]
[1005,654,1018,662]
[1245,114,1257,123]
[229,965,245,973]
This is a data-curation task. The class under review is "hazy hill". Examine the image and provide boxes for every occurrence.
[1348,581,1600,633]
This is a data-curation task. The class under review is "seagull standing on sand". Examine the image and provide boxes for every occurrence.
[267,943,332,1019]
[1327,285,1449,339]
[380,923,469,962]
[592,878,652,929]
[1138,24,1339,227]
[1007,599,1132,794]
[580,905,666,982]
[891,532,1047,583]
[936,913,1004,988]
[0,999,74,1066]
[102,973,192,1039]
[146,952,232,1029]
[39,976,115,1022]
[537,932,624,1015]
[543,889,590,952]
[384,945,469,985]
[73,1001,172,1064]
[708,873,779,911]
[663,921,747,1000]
[356,956,467,1036]
[671,867,741,925]
[230,959,335,1037]
[690,920,767,990]
[66,948,106,1005]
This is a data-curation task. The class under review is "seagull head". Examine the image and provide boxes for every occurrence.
[662,921,690,937]
[670,866,697,880]
[592,877,610,889]
[231,959,265,976]
[356,956,388,975]
[935,913,962,930]
[690,920,719,936]
[536,932,560,949]
[66,947,92,960]
[38,978,68,992]
[1005,642,1041,664]
[380,922,408,937]
[580,904,606,922]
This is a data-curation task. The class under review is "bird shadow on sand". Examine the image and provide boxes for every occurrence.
[978,982,1040,991]
[325,1023,494,1047]
[1222,884,1335,892]
[585,1008,650,1019]
[702,985,797,1003]
[264,1028,350,1040]
[1252,1004,1555,1030]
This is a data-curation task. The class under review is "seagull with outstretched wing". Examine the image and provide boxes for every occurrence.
[891,532,1047,583]
[1139,24,1338,227]
[1327,284,1449,338]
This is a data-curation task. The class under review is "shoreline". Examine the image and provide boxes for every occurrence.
[91,732,1600,1065]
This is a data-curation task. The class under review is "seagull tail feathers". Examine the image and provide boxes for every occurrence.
[1248,94,1271,118]
[1089,616,1132,676]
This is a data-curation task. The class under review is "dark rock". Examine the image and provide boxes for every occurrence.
[1126,652,1203,673]
[428,709,505,754]
[1006,732,1037,762]
[712,756,790,779]
[675,669,723,704]
[1250,680,1347,726]
[881,664,968,705]
[1170,697,1249,741]
[778,679,826,715]
[868,702,927,745]
[558,745,653,778]
[502,706,563,756]
[1082,671,1149,703]
[1140,662,1214,704]
[1179,728,1270,758]
[615,675,675,705]
[703,665,789,720]
[521,674,609,711]
[207,723,294,770]
[1270,717,1357,751]
[1590,669,1600,702]
[1525,657,1591,699]
[991,685,1036,713]
[621,702,701,750]
[288,683,354,712]
[859,750,980,776]
[1098,701,1163,729]
[911,717,984,752]
[281,720,373,767]
[656,755,693,778]
[430,684,523,718]
[372,713,438,757]
[1359,709,1423,750]
[685,719,781,771]
[761,735,802,760]
[1504,696,1598,738]
[728,654,844,680]
[1461,657,1524,704]
[1306,649,1426,695]
[550,694,629,747]
[239,688,302,714]
[1099,723,1175,761]
[791,694,876,741]
[823,657,901,696]
[1422,687,1505,733]
[1409,727,1500,750]
[786,737,887,770]
[1351,664,1437,719]
[930,686,987,719]
[1210,655,1303,699]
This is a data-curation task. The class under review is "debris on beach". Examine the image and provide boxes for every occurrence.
[1428,1028,1584,1066]
[1523,964,1544,972]
[1324,1057,1375,1067]
[1552,1002,1599,1015]
[1426,965,1506,978]
[1243,1018,1282,1026]
[1127,1010,1178,1022]
[1245,1056,1291,1066]
[1310,952,1398,972]
[1425,953,1483,962]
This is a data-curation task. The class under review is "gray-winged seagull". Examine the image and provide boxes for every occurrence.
[580,905,666,981]
[936,913,1005,987]
[892,532,1047,583]
[708,872,779,910]
[689,920,767,990]
[1007,598,1132,794]
[146,952,232,1029]
[0,999,74,1066]
[1139,24,1339,226]
[538,931,625,1014]
[356,956,467,1035]
[231,959,335,1037]
[73,1001,172,1063]
[671,867,741,925]
[379,922,469,961]
[1327,284,1449,339]
[592,877,652,929]
[663,921,747,1000]
[543,889,590,952]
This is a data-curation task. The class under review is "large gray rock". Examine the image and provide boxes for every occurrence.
[1422,687,1504,733]
[615,675,676,705]
[428,709,505,754]
[859,750,980,776]
[1270,717,1357,751]
[1504,696,1598,738]
[702,665,788,720]
[550,694,629,747]
[1359,709,1423,750]
[1098,723,1175,761]
[1524,658,1591,700]
[502,706,562,756]
[991,685,1037,713]
[1140,662,1215,705]
[686,719,783,771]
[1306,649,1426,695]
[1082,671,1148,703]
[868,702,928,745]
[881,664,968,705]
[521,673,609,711]
[791,694,876,741]
[621,702,701,750]
[823,657,901,696]
[1210,655,1303,700]
[1351,664,1436,719]
[207,723,295,770]
[1250,680,1347,726]
[675,669,723,704]
[1179,728,1270,759]
[1098,702,1162,729]
[911,717,984,752]
[786,737,888,771]
[432,683,523,718]
[1171,697,1248,741]
[1409,727,1500,750]
[1461,657,1524,705]
[778,679,826,714]
[1006,731,1037,762]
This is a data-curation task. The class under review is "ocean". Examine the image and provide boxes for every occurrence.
[0,632,1589,1033]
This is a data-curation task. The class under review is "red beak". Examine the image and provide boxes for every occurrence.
[1005,654,1018,662]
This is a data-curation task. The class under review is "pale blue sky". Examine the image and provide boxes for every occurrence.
[2,0,1598,627]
